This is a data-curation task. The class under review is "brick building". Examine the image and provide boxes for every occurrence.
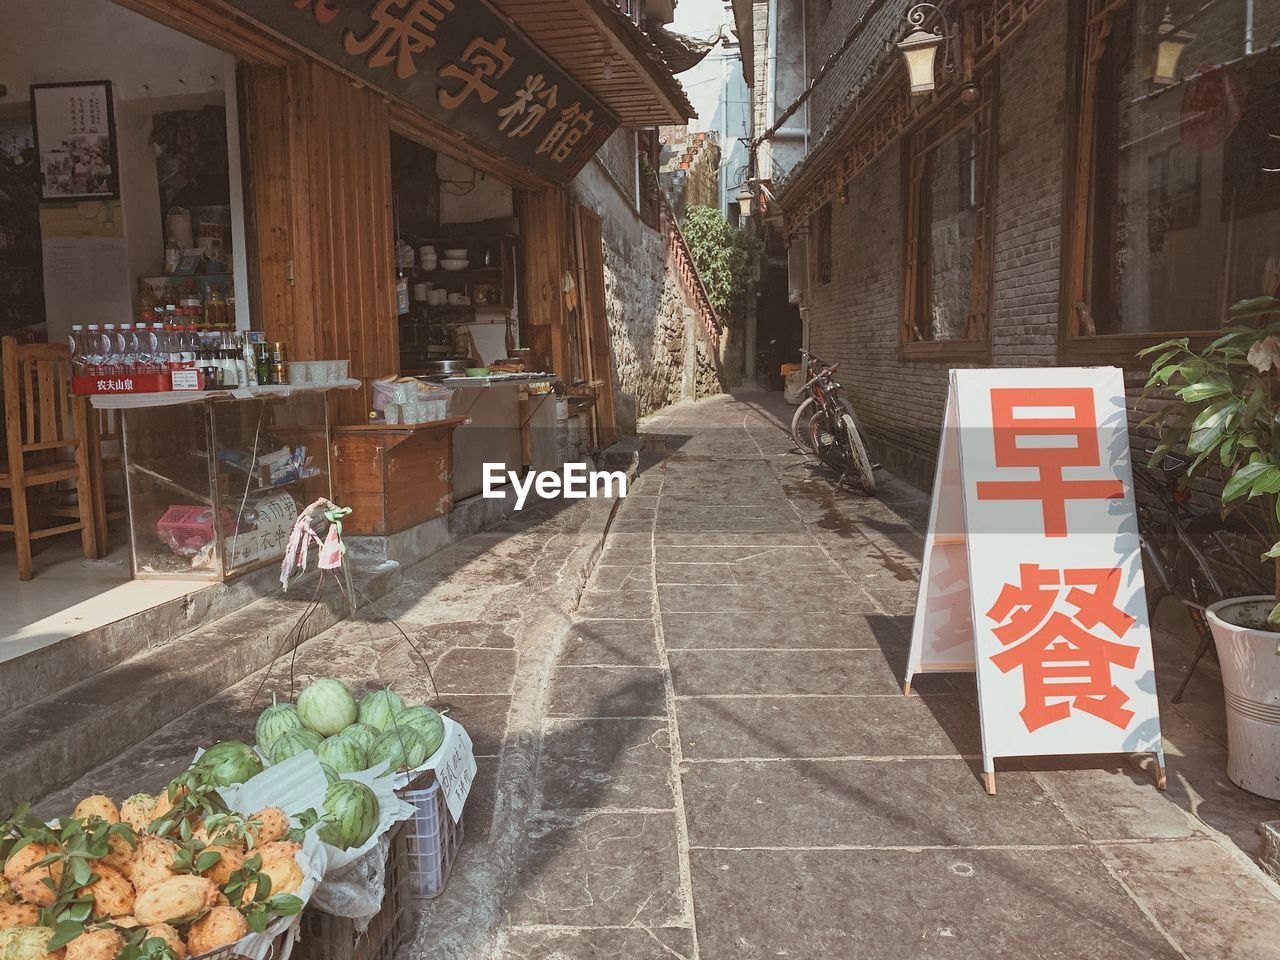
[756,0,1280,488]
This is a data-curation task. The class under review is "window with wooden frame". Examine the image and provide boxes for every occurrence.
[1063,0,1280,361]
[900,70,997,359]
[813,202,832,284]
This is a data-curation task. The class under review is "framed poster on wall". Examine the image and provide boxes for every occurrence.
[30,81,119,202]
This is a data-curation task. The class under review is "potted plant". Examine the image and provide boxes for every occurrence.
[1141,295,1280,800]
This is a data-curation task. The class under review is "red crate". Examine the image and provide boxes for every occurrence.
[72,372,173,395]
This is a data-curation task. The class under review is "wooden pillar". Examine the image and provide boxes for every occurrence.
[240,59,398,425]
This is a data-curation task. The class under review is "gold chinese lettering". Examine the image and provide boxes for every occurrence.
[536,101,594,163]
[344,0,455,79]
[496,73,558,138]
[437,36,515,110]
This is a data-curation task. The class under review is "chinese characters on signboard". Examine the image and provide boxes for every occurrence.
[226,0,618,181]
[906,368,1164,792]
[30,81,119,201]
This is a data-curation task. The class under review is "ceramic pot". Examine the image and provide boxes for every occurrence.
[1205,596,1280,800]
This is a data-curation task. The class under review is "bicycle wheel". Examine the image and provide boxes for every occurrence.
[792,396,856,453]
[808,411,844,470]
[838,413,876,494]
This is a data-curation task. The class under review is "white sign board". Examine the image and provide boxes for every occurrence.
[906,391,975,682]
[906,367,1166,793]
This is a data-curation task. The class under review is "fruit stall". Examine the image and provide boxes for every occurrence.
[0,678,473,960]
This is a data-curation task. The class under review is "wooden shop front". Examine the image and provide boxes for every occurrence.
[97,0,690,537]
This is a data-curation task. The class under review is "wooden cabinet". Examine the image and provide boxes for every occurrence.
[331,417,465,536]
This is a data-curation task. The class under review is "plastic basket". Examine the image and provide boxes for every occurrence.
[399,770,464,898]
[293,821,412,960]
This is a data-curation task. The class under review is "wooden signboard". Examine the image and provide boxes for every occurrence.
[905,367,1166,795]
[219,0,619,182]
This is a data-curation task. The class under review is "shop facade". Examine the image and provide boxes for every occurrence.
[1,0,693,581]
[768,0,1280,489]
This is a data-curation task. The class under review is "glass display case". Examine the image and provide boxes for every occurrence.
[118,391,333,581]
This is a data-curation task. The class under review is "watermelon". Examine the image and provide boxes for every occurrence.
[196,741,264,787]
[268,728,324,765]
[358,689,405,731]
[368,727,428,772]
[339,722,379,753]
[320,763,340,785]
[297,679,358,736]
[316,780,379,850]
[316,735,368,775]
[255,696,302,755]
[395,706,445,759]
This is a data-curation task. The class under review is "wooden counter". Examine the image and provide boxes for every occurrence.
[332,416,467,536]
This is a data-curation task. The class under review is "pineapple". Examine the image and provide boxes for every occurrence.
[126,837,180,891]
[63,928,123,960]
[70,797,119,825]
[119,795,157,835]
[84,864,133,919]
[185,907,247,957]
[142,924,185,960]
[0,903,39,927]
[133,876,218,926]
[4,845,61,908]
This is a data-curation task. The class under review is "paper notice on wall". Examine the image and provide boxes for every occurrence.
[42,234,132,329]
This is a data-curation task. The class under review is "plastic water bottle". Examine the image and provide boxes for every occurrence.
[69,325,85,374]
[103,324,119,375]
[84,325,104,375]
[120,324,139,375]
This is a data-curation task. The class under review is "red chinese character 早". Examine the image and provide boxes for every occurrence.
[986,565,1140,734]
[976,387,1123,537]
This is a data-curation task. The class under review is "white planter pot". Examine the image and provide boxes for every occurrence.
[1205,596,1280,801]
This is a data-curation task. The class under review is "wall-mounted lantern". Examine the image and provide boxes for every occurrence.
[1153,6,1194,86]
[736,187,754,219]
[896,3,956,96]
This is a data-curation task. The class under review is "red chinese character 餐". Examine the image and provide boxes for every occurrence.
[975,387,1123,537]
[986,564,1140,733]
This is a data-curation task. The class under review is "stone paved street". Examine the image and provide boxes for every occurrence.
[434,388,1280,960]
[35,389,1280,960]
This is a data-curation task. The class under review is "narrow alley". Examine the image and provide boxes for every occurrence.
[25,389,1280,959]
[416,389,1280,960]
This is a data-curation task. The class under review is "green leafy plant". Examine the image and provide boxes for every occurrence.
[681,205,759,324]
[148,768,229,840]
[1140,295,1280,622]
[638,152,660,198]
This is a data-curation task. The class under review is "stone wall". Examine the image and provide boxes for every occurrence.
[574,160,724,435]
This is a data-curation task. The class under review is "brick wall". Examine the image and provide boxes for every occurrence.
[805,2,1070,488]
[806,0,907,141]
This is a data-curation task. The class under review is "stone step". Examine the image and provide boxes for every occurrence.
[0,562,399,814]
[0,563,286,717]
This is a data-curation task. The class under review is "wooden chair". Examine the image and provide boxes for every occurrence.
[0,337,101,579]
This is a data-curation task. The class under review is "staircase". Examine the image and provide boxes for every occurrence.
[657,189,724,356]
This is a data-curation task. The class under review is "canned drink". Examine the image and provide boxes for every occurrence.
[270,342,288,364]
[272,362,288,384]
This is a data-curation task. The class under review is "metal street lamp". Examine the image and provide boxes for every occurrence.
[896,3,956,95]
[736,187,754,219]
[1153,6,1195,86]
